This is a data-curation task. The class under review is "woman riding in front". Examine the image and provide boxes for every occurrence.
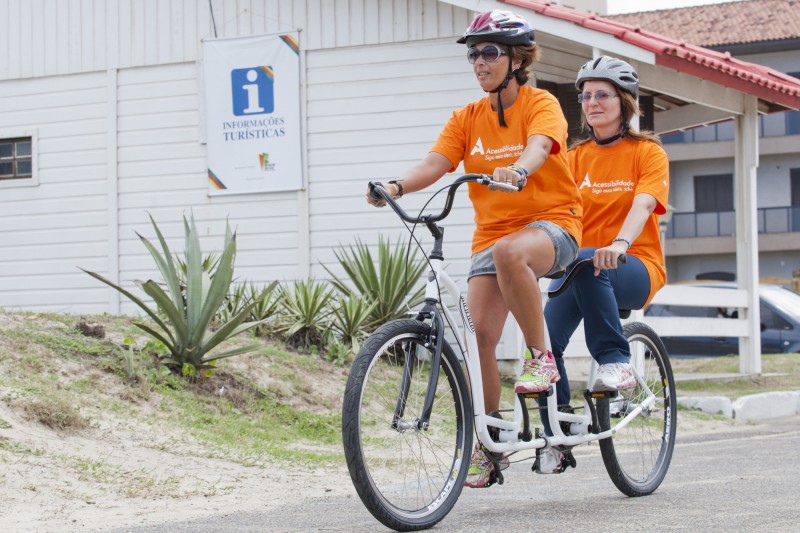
[365,10,582,488]
[540,56,670,458]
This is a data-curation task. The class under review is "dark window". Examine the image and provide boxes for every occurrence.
[0,137,33,180]
[791,169,800,231]
[639,95,654,132]
[789,112,800,135]
[540,80,587,147]
[791,169,800,207]
[694,173,733,212]
[788,72,800,135]
[760,302,791,330]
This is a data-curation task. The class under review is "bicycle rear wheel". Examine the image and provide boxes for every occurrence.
[597,321,677,497]
[342,319,473,531]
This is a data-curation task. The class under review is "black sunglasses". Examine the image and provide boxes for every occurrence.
[467,45,508,64]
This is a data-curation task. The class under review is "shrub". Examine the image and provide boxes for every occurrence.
[324,237,426,329]
[83,214,268,377]
[277,279,334,351]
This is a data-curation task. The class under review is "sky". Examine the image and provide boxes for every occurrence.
[607,0,748,14]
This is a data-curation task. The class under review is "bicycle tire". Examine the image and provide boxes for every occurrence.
[342,319,473,531]
[596,321,677,497]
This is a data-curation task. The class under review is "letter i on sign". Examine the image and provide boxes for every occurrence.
[231,66,275,116]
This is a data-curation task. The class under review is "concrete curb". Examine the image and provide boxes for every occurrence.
[678,391,800,420]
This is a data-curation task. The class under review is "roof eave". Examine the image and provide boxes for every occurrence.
[497,0,800,112]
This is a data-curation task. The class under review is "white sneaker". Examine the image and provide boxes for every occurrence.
[593,362,636,391]
[533,447,575,474]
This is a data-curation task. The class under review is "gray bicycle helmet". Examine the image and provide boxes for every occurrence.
[575,56,639,99]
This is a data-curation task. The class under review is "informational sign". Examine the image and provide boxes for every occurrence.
[203,33,302,195]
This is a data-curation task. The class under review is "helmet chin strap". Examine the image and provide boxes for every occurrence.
[588,122,629,145]
[487,48,515,127]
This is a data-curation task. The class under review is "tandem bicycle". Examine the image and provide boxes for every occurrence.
[342,174,676,531]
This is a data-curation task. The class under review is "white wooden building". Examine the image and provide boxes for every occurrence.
[2,0,800,372]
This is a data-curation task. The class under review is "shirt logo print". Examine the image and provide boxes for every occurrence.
[470,137,485,156]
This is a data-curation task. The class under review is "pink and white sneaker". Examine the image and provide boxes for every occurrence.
[593,362,636,391]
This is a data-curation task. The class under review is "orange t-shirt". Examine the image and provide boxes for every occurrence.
[569,138,670,304]
[431,85,583,254]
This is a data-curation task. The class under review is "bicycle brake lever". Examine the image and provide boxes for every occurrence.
[368,181,384,201]
[478,175,521,192]
[368,181,389,207]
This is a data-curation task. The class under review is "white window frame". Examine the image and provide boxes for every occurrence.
[0,130,38,188]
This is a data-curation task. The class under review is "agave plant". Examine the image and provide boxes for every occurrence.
[246,280,282,337]
[331,294,376,352]
[277,279,335,351]
[324,237,427,328]
[216,280,250,327]
[83,214,268,376]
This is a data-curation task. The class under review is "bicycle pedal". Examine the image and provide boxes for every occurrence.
[588,389,618,398]
[562,448,577,470]
[493,470,505,486]
[520,389,552,399]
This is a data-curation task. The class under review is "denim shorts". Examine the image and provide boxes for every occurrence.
[468,220,579,279]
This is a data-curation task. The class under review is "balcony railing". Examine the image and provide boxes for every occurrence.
[664,206,800,238]
[662,111,800,144]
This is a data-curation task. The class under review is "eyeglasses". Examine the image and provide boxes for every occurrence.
[467,45,508,64]
[577,90,618,103]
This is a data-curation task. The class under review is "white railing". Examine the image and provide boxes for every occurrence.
[500,283,751,361]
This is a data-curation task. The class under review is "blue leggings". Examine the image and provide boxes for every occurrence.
[538,248,651,435]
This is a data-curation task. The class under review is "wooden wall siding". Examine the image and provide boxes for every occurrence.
[0,71,110,312]
[305,37,482,285]
[115,61,303,314]
[0,0,471,81]
[0,0,478,313]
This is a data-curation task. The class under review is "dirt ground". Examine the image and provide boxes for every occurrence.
[0,311,788,533]
[1,393,766,533]
[0,398,354,533]
[0,311,351,533]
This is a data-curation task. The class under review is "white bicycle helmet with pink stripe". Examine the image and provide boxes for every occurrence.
[457,10,535,47]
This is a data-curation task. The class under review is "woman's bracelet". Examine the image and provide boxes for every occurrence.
[388,179,404,198]
[506,163,528,186]
[612,237,631,251]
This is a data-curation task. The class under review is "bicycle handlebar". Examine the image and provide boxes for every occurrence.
[369,174,522,224]
[547,254,627,299]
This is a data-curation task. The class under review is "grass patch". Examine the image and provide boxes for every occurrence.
[672,353,800,398]
[17,395,89,432]
[0,310,347,466]
[150,374,344,466]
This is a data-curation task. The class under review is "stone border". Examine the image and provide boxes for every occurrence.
[678,391,800,420]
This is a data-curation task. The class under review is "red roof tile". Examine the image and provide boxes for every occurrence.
[502,0,800,111]
[607,0,800,48]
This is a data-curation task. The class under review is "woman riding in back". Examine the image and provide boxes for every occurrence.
[540,56,670,458]
[365,10,582,488]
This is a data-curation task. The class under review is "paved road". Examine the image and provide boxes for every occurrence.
[109,416,800,533]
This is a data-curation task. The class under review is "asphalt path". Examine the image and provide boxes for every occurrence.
[109,416,800,533]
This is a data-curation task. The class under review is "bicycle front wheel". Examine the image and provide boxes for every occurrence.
[597,321,677,497]
[342,319,473,531]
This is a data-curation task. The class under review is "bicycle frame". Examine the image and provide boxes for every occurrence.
[425,256,655,454]
[371,176,657,456]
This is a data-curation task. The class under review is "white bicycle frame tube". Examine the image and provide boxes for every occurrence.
[428,258,655,454]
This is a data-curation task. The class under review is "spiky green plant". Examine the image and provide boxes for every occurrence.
[83,214,268,375]
[246,281,282,337]
[331,294,376,351]
[277,279,334,351]
[324,237,427,328]
[216,281,250,326]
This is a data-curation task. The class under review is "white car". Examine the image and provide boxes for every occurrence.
[644,283,800,356]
